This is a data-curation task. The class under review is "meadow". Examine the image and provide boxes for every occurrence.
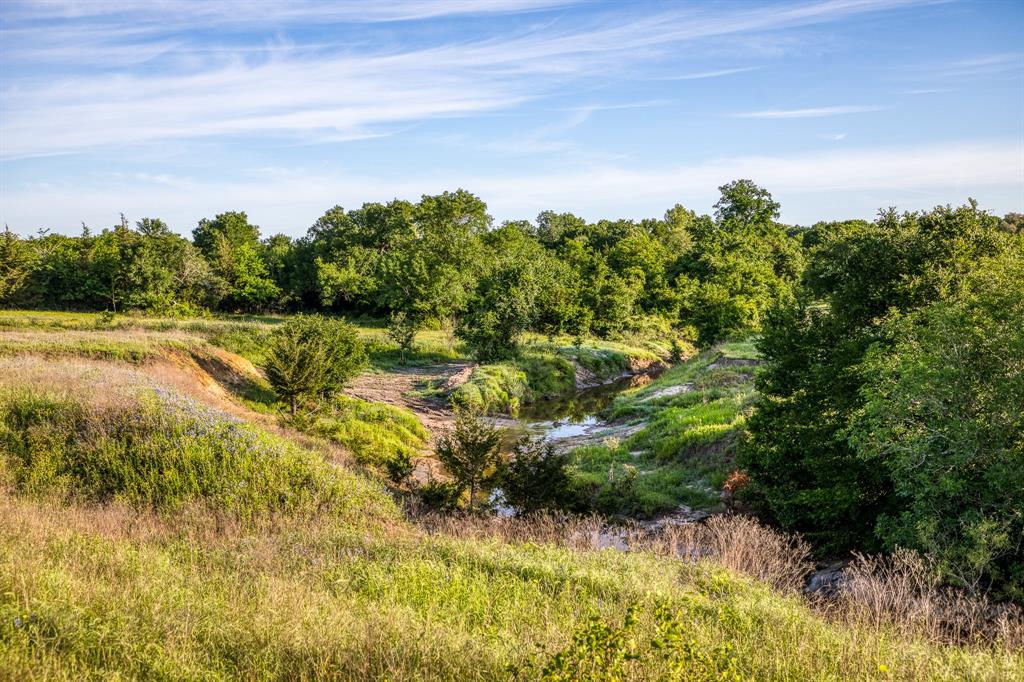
[0,311,1021,680]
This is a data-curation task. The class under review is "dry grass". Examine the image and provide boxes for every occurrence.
[825,549,1024,651]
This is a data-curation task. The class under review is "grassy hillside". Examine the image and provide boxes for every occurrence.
[0,315,1020,679]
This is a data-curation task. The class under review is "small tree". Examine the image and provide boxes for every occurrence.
[264,314,366,414]
[435,410,504,509]
[498,438,578,514]
[386,310,418,364]
[0,226,31,303]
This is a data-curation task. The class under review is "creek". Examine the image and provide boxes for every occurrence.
[498,370,661,453]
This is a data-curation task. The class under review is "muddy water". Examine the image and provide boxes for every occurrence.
[500,370,662,452]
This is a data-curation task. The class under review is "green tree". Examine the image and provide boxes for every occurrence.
[0,226,32,303]
[193,212,279,311]
[674,181,803,345]
[386,310,419,364]
[847,247,1024,599]
[742,201,1010,553]
[435,410,504,509]
[264,315,366,414]
[498,438,578,514]
[458,224,542,360]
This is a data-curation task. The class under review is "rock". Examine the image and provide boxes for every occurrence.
[643,505,713,531]
[804,561,849,595]
[641,382,694,401]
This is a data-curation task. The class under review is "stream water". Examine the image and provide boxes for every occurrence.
[500,370,660,451]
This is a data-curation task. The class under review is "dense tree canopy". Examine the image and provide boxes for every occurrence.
[1,182,807,344]
[847,247,1024,599]
[742,201,1014,553]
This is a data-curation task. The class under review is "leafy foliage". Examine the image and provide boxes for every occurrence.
[742,201,1013,553]
[498,438,580,514]
[847,247,1024,599]
[435,410,504,509]
[264,314,366,414]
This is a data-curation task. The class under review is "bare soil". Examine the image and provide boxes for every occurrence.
[345,362,475,444]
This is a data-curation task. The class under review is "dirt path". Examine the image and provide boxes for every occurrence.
[345,362,474,444]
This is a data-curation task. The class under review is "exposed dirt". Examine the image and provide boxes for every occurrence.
[345,362,475,444]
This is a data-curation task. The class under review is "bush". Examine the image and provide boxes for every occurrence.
[264,314,366,414]
[386,310,418,364]
[415,480,464,512]
[498,438,580,514]
[436,410,504,509]
[385,450,415,484]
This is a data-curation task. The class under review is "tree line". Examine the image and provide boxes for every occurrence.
[0,180,805,357]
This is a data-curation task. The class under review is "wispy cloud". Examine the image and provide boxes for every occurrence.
[1,0,928,158]
[0,0,577,25]
[928,52,1024,79]
[898,88,955,95]
[733,105,885,119]
[656,66,763,81]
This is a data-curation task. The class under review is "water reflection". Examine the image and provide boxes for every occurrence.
[500,369,662,452]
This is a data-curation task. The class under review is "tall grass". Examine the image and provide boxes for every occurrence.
[2,498,1020,680]
[0,384,396,523]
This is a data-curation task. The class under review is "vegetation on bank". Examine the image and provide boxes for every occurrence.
[743,204,1024,600]
[565,341,757,517]
[451,339,665,414]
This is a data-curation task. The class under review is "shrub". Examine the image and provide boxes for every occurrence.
[264,314,366,414]
[415,480,464,512]
[386,310,418,364]
[435,410,504,509]
[498,438,580,514]
[385,450,415,484]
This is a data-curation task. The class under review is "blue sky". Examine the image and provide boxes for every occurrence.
[1,0,1022,237]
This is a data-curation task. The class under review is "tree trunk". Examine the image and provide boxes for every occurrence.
[290,395,297,415]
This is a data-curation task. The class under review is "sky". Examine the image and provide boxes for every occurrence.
[1,0,1022,237]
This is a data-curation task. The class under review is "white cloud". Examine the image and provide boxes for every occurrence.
[733,106,885,119]
[656,67,763,81]
[3,141,1019,233]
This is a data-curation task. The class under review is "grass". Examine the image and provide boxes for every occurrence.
[0,330,1020,679]
[565,342,759,517]
[0,309,461,369]
[301,395,429,468]
[451,340,664,415]
[0,380,396,524]
[2,496,1021,680]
